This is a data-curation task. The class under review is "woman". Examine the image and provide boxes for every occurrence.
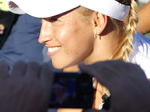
[7,0,150,111]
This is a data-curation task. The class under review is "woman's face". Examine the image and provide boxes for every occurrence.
[39,8,95,69]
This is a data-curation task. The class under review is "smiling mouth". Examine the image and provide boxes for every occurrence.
[48,47,61,52]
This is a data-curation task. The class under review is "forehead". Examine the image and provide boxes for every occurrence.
[44,6,81,19]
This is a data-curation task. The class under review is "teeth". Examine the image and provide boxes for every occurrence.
[48,47,60,52]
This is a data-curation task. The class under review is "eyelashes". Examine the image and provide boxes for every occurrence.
[49,17,58,22]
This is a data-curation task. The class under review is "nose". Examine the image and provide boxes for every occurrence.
[38,19,52,44]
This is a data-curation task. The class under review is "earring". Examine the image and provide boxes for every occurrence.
[94,34,97,38]
[97,35,100,39]
[97,29,101,34]
[98,29,101,39]
[94,29,101,39]
[94,34,101,39]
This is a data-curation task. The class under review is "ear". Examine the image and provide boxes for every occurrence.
[93,12,108,35]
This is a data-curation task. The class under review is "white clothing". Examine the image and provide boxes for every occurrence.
[129,33,150,79]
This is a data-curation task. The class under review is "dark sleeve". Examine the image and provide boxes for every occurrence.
[0,11,19,49]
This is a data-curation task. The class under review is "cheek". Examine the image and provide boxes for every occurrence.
[59,21,94,45]
[53,19,94,66]
[55,17,94,47]
[62,25,94,58]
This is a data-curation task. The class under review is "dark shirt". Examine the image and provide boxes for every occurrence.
[0,14,45,66]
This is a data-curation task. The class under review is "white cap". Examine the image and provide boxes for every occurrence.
[7,0,130,21]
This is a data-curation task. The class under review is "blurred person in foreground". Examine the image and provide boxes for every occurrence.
[0,60,150,112]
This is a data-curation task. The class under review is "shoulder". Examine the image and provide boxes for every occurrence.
[130,33,150,78]
[134,33,150,43]
[134,33,150,45]
[133,33,150,55]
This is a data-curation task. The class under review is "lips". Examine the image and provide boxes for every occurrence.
[47,47,61,56]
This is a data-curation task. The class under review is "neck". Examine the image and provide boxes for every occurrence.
[63,65,79,72]
[83,31,119,64]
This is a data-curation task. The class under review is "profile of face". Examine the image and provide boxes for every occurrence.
[38,7,96,69]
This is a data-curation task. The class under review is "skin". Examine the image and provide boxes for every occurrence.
[38,6,135,112]
[136,1,150,34]
[38,7,119,70]
[0,24,5,34]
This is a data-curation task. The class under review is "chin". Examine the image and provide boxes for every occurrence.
[52,62,66,70]
[52,60,77,70]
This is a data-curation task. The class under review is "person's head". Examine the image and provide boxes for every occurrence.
[8,0,138,69]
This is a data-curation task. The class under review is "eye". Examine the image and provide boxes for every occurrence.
[49,17,58,22]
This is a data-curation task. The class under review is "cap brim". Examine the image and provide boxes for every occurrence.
[8,0,80,18]
[8,0,130,21]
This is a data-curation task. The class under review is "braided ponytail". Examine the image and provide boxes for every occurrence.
[110,0,138,61]
[97,1,139,105]
[77,1,139,105]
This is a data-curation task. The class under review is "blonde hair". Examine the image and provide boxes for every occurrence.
[78,0,139,62]
[110,0,139,61]
[78,0,139,105]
